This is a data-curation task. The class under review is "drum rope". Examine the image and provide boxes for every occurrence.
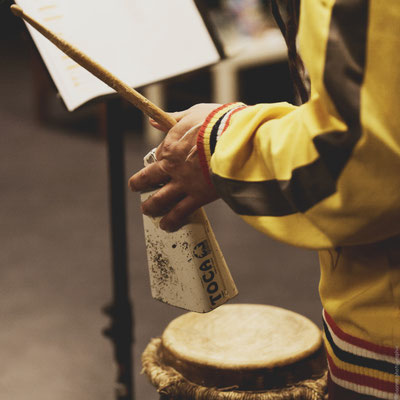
[142,338,328,400]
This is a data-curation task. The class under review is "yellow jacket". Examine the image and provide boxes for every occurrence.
[197,0,400,396]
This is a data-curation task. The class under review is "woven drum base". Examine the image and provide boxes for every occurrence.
[142,338,328,400]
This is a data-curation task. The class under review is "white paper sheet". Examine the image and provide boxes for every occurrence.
[15,0,220,111]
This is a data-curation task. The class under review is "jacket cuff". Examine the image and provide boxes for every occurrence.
[197,103,247,185]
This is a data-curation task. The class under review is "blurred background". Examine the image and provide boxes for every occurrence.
[0,1,321,399]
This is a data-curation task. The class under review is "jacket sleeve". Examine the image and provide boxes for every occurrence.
[197,0,400,250]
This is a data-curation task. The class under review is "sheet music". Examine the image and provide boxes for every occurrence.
[15,0,220,111]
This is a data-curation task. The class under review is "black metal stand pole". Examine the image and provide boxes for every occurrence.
[101,98,134,400]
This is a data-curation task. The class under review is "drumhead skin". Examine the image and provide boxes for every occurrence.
[160,304,326,390]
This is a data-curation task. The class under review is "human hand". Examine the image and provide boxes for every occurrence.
[129,103,221,232]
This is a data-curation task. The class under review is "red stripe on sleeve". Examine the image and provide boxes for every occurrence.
[327,352,396,394]
[324,310,396,357]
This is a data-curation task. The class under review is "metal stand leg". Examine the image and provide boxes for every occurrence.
[100,98,134,400]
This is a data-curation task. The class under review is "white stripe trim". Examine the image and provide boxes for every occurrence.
[216,105,245,141]
[323,311,397,364]
[330,373,398,399]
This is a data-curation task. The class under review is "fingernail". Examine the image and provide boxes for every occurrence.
[159,220,170,232]
[141,204,149,215]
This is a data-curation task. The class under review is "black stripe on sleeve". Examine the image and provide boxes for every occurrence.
[211,157,336,216]
[209,115,224,156]
[323,320,396,375]
[211,174,297,216]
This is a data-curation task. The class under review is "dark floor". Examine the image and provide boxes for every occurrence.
[0,36,321,400]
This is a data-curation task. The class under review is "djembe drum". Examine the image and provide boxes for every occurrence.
[142,304,328,400]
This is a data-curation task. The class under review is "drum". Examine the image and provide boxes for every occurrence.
[142,304,327,399]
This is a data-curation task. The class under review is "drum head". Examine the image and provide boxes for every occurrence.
[160,304,326,390]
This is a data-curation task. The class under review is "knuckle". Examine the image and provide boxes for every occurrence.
[162,142,173,154]
[143,192,168,217]
[190,103,204,111]
[139,168,151,184]
[150,193,164,208]
[170,203,189,223]
[157,139,176,160]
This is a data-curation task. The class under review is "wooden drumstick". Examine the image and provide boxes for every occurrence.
[10,4,177,130]
[12,5,239,313]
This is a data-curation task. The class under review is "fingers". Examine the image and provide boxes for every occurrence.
[148,118,165,131]
[141,183,185,217]
[129,163,169,192]
[159,196,202,232]
[148,110,188,131]
[131,104,223,231]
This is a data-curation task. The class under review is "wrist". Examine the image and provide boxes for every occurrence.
[197,103,247,185]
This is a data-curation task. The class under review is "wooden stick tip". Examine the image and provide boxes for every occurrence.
[10,4,24,17]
